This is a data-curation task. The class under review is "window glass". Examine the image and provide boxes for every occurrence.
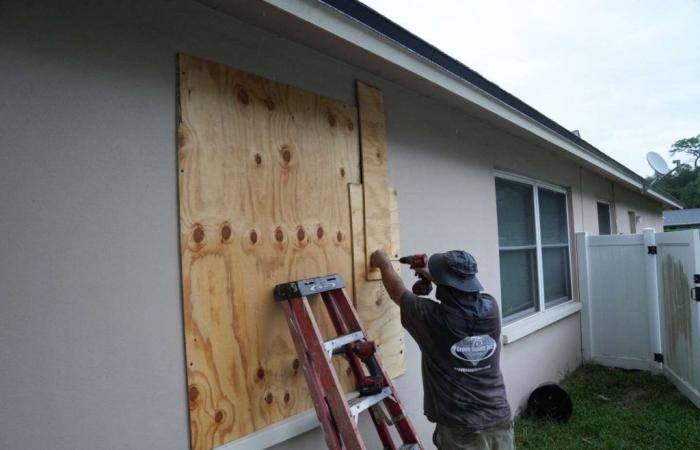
[538,188,568,245]
[499,249,539,318]
[597,202,611,235]
[543,247,571,306]
[496,178,535,247]
[628,211,637,234]
[496,178,539,320]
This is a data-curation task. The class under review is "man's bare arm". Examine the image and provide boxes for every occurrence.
[370,250,410,306]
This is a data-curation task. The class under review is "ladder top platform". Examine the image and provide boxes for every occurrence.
[274,274,345,300]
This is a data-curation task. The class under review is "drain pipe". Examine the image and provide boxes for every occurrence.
[643,228,663,373]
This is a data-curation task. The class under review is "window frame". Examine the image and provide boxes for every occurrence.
[495,171,576,326]
[628,210,638,234]
[596,200,612,235]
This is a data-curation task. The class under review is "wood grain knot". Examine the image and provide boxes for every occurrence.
[254,153,262,165]
[193,226,205,244]
[249,229,258,244]
[375,298,383,306]
[177,130,186,147]
[265,393,273,404]
[316,226,324,239]
[327,112,336,127]
[257,367,265,380]
[280,145,292,163]
[237,89,249,105]
[214,410,224,423]
[347,121,354,131]
[188,386,199,402]
[296,227,306,241]
[376,151,382,161]
[340,167,345,177]
[221,224,231,242]
[265,97,275,110]
[284,392,290,403]
[275,227,284,242]
[292,358,300,370]
[336,231,344,242]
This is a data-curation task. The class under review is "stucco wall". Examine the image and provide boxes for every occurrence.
[580,168,617,234]
[579,168,664,236]
[613,185,665,234]
[0,1,666,449]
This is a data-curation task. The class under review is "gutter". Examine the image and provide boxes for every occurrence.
[262,0,682,209]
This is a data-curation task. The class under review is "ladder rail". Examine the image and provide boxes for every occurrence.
[290,296,367,450]
[276,275,424,450]
[328,288,422,445]
[281,300,343,450]
[321,292,397,450]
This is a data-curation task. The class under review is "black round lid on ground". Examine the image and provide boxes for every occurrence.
[525,383,573,423]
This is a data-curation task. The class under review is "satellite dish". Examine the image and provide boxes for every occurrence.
[647,151,671,175]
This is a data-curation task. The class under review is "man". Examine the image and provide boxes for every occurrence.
[370,249,514,450]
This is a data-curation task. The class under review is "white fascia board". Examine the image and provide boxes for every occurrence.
[262,0,681,209]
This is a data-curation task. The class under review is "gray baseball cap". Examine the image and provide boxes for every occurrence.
[428,250,483,292]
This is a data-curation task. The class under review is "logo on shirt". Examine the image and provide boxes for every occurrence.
[450,335,497,366]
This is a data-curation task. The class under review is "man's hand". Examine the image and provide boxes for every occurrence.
[370,249,408,306]
[414,266,433,283]
[370,249,391,269]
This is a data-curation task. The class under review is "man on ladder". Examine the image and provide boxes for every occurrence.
[370,249,515,450]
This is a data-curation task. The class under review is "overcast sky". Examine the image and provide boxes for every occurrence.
[362,0,700,176]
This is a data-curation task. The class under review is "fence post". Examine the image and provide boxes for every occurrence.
[576,232,593,361]
[643,228,663,373]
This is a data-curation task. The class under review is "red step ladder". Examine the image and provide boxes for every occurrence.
[274,274,423,450]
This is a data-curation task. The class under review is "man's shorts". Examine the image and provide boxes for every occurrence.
[433,420,515,450]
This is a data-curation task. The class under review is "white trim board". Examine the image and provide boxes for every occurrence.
[261,0,681,209]
[215,390,362,449]
[214,409,319,450]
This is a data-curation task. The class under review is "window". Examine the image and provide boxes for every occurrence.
[496,174,572,322]
[597,202,611,235]
[628,211,637,234]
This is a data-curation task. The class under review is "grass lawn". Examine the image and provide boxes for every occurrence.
[515,365,700,449]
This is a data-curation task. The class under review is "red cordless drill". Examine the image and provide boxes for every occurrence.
[398,254,433,295]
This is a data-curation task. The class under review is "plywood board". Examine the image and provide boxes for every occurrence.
[357,81,392,281]
[349,184,405,378]
[178,54,359,449]
[390,186,401,263]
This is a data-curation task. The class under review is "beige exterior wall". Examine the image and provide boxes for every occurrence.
[580,168,617,234]
[0,1,669,449]
[613,185,665,234]
[579,168,665,236]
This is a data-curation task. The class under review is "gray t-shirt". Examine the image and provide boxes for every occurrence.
[400,286,511,429]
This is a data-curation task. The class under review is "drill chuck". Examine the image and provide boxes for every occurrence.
[398,254,428,268]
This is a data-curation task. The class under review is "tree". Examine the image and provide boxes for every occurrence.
[669,134,700,167]
[649,133,700,208]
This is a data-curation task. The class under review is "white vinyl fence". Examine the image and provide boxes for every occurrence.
[577,228,700,407]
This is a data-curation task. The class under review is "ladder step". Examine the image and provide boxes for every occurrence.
[323,330,365,355]
[348,387,392,419]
